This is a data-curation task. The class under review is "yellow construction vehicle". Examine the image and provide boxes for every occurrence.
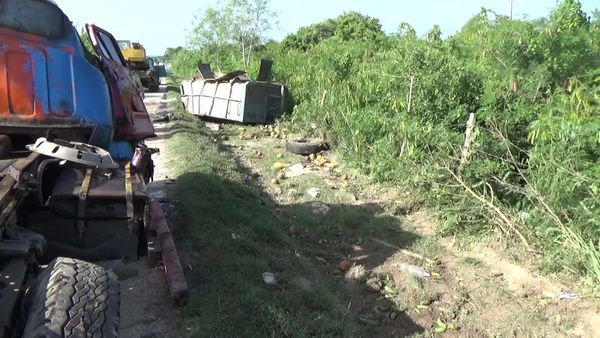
[118,40,160,92]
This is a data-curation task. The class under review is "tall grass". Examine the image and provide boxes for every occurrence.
[170,2,600,286]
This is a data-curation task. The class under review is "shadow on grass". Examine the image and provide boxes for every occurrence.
[166,169,424,337]
[157,105,425,336]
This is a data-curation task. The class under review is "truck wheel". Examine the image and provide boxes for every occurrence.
[22,258,120,338]
[285,138,329,155]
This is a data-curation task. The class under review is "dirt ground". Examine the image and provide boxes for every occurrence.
[215,124,600,338]
[118,88,183,338]
[117,89,599,337]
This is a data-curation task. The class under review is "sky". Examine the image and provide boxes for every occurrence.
[56,0,599,55]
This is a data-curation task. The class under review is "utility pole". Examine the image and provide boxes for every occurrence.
[509,0,513,20]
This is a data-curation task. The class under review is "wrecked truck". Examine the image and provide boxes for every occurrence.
[180,59,289,124]
[0,1,187,337]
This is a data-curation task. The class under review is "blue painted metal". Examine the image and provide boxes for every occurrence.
[0,0,114,149]
[107,141,135,161]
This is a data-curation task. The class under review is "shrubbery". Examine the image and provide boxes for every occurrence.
[170,1,600,287]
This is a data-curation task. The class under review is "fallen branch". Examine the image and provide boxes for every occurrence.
[445,167,532,251]
[371,238,435,264]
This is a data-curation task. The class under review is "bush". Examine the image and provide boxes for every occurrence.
[170,0,600,286]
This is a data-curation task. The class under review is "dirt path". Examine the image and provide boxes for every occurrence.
[118,88,183,338]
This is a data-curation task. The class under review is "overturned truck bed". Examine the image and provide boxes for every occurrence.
[180,59,288,124]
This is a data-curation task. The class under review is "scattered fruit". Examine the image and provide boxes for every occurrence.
[272,162,289,170]
[434,319,447,333]
[338,260,351,271]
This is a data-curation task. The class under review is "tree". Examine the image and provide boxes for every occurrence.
[164,47,183,62]
[188,0,277,70]
[396,22,416,39]
[280,12,384,51]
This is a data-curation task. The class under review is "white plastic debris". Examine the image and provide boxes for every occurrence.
[262,272,276,285]
[288,163,304,173]
[399,263,431,278]
[558,291,577,300]
[307,187,320,198]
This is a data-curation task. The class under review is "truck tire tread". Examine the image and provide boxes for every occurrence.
[22,257,120,338]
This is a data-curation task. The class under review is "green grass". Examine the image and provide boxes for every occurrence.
[167,114,353,337]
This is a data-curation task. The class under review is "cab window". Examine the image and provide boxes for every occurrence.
[97,31,125,66]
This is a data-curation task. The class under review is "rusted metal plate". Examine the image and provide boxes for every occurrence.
[5,151,39,182]
[49,165,148,200]
[0,152,40,207]
[150,200,188,306]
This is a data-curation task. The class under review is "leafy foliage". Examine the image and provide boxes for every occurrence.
[280,12,384,51]
[170,0,600,286]
[188,0,276,70]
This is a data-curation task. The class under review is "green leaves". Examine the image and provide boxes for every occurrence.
[169,0,600,286]
[280,12,385,51]
[187,0,277,69]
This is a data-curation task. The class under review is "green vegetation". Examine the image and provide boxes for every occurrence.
[169,0,600,288]
[166,109,354,337]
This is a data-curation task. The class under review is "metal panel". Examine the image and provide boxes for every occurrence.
[181,77,286,124]
[6,52,34,116]
[0,24,114,148]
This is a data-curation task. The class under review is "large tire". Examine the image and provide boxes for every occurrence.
[285,138,329,155]
[22,258,120,338]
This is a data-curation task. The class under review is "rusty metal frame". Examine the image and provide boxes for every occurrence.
[151,200,188,305]
[76,168,93,237]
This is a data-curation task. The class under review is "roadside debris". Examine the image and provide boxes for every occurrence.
[307,187,321,198]
[286,138,329,155]
[399,263,431,278]
[181,59,288,124]
[345,265,368,282]
[272,161,289,170]
[558,291,577,300]
[205,122,221,131]
[288,163,304,173]
[264,124,288,139]
[262,272,277,285]
[338,260,351,272]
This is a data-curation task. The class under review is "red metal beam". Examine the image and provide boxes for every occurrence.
[150,199,188,306]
